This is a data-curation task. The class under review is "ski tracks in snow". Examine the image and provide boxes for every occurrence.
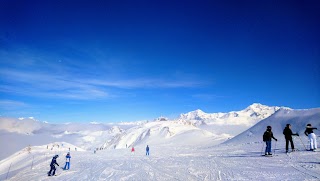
[286,151,320,180]
[4,143,320,181]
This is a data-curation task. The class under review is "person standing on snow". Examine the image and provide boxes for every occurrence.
[146,145,150,156]
[283,124,299,153]
[131,146,135,155]
[304,124,318,151]
[263,126,277,155]
[48,155,59,176]
[63,152,71,170]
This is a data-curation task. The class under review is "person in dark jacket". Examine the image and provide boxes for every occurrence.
[283,124,299,153]
[263,126,277,155]
[304,124,318,151]
[48,155,59,176]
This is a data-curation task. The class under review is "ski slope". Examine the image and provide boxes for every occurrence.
[1,106,319,180]
[1,141,320,181]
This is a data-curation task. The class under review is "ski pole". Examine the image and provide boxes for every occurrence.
[31,155,34,169]
[273,141,277,155]
[298,136,307,150]
[261,142,265,155]
[6,162,12,180]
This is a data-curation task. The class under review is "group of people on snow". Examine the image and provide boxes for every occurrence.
[263,123,318,156]
[48,144,150,176]
[130,145,150,156]
[47,152,71,176]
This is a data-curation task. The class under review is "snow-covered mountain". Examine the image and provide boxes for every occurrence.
[178,103,288,126]
[224,108,320,145]
[0,103,304,162]
[0,107,319,180]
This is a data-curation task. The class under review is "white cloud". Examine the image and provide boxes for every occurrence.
[0,47,210,100]
[0,100,28,110]
[0,67,208,100]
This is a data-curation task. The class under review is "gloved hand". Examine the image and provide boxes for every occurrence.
[296,133,299,136]
[275,139,278,141]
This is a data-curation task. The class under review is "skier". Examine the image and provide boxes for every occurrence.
[63,152,71,170]
[146,145,150,156]
[131,146,135,155]
[263,126,277,155]
[283,124,299,153]
[304,124,318,151]
[48,155,59,176]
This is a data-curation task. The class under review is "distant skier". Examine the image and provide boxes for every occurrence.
[263,126,277,155]
[283,124,299,153]
[48,155,59,176]
[146,145,150,156]
[131,146,135,155]
[63,152,71,170]
[304,124,318,151]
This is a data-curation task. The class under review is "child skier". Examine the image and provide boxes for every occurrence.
[48,155,59,176]
[304,124,318,151]
[63,152,71,170]
[263,126,277,155]
[146,145,150,156]
[283,124,299,153]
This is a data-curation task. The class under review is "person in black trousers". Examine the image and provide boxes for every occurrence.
[283,124,299,153]
[48,155,59,176]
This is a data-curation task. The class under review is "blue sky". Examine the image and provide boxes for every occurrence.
[0,0,319,123]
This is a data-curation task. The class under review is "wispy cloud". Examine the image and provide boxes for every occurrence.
[0,46,210,100]
[86,78,207,89]
[192,94,227,100]
[0,69,110,100]
[0,100,28,110]
[0,66,208,100]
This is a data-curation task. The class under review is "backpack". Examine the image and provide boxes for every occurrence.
[263,131,268,141]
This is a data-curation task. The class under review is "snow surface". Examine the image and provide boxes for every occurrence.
[1,104,320,180]
[1,140,320,180]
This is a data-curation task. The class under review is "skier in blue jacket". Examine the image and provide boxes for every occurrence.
[146,145,150,156]
[48,155,59,176]
[64,152,71,170]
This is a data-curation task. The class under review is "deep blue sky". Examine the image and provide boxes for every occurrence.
[0,0,319,123]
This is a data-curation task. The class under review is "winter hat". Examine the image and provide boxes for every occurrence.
[307,124,312,127]
[267,126,272,129]
[286,124,291,127]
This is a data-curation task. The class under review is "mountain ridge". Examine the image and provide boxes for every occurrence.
[0,103,311,161]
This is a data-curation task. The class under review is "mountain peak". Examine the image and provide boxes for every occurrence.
[179,103,283,126]
[247,103,270,109]
[192,109,205,114]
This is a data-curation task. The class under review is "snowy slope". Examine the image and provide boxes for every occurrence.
[1,134,320,180]
[108,120,225,149]
[0,119,126,160]
[0,106,320,180]
[224,108,320,146]
[0,103,287,161]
